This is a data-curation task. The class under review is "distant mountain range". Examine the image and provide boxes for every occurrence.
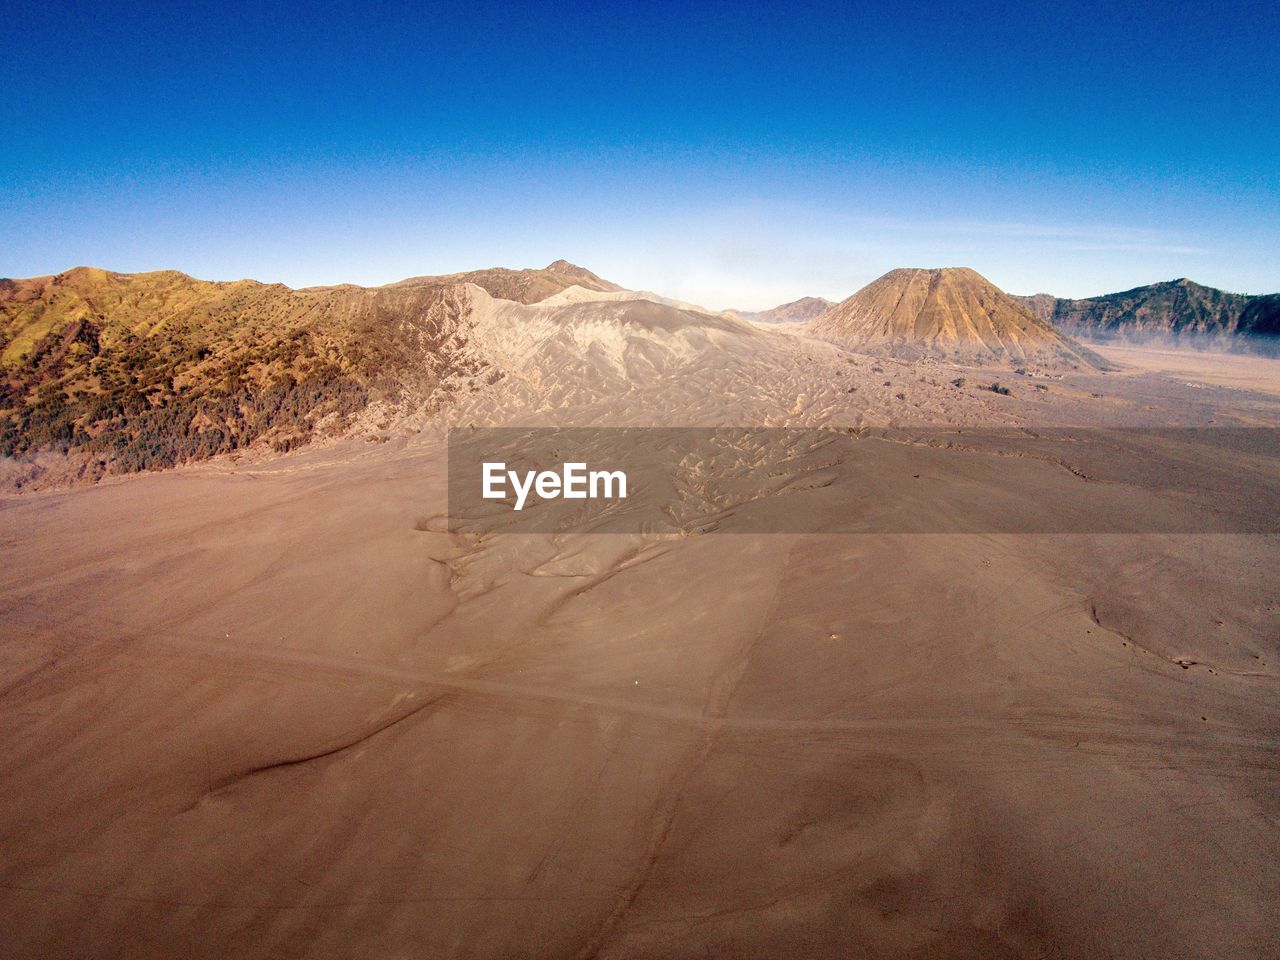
[731,297,834,324]
[1013,279,1280,353]
[4,260,1277,487]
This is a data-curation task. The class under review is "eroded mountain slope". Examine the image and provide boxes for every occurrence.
[811,267,1105,368]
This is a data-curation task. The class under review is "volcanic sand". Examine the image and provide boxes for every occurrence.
[1,339,1278,959]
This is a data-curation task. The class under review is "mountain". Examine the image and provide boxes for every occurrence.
[543,258,625,293]
[732,296,834,324]
[0,267,488,478]
[388,259,622,303]
[1240,294,1280,340]
[810,267,1106,367]
[0,259,638,482]
[0,262,809,486]
[1014,279,1280,352]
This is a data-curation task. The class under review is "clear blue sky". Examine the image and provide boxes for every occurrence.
[4,0,1278,308]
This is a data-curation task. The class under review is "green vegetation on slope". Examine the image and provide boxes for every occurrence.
[0,268,489,481]
[1014,279,1280,352]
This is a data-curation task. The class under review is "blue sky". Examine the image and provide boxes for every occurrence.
[4,0,1278,308]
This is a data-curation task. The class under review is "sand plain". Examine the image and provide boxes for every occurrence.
[0,336,1277,959]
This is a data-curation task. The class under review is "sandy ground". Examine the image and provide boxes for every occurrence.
[1,339,1278,959]
[1093,342,1280,397]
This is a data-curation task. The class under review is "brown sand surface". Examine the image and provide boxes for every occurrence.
[1,335,1278,958]
[1093,342,1280,397]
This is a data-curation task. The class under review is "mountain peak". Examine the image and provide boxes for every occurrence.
[387,260,622,302]
[1012,277,1276,345]
[811,266,1104,367]
[886,265,982,278]
[543,259,624,292]
[733,296,835,324]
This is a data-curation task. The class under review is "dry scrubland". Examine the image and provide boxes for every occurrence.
[1,266,1278,959]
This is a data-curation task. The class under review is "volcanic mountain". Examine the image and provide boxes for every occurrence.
[5,259,1154,491]
[389,259,622,303]
[1014,278,1280,353]
[0,260,640,476]
[0,261,860,487]
[0,265,500,478]
[810,267,1106,367]
[732,296,834,324]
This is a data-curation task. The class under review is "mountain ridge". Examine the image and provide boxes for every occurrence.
[732,296,834,324]
[9,260,1276,490]
[388,260,621,302]
[0,266,493,481]
[0,260,744,486]
[1013,278,1280,352]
